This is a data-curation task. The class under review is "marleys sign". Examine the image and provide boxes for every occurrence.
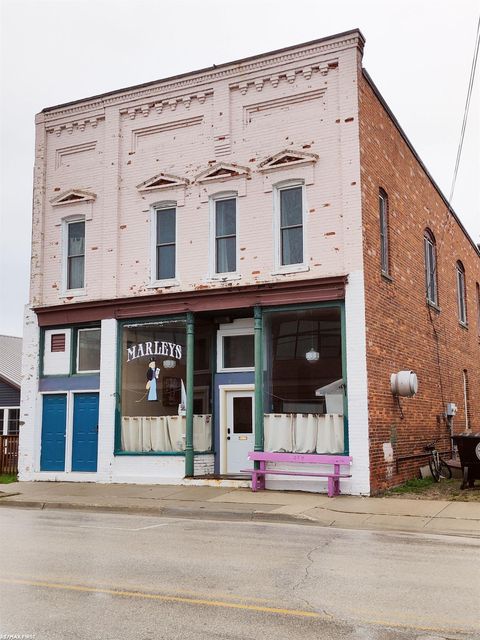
[126,341,182,363]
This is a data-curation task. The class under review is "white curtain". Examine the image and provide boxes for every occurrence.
[294,413,318,453]
[121,415,212,453]
[264,414,294,452]
[263,413,344,454]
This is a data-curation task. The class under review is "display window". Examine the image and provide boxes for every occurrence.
[263,306,345,454]
[119,319,212,454]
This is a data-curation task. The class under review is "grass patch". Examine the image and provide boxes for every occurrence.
[388,478,435,494]
[385,477,480,501]
[0,474,17,484]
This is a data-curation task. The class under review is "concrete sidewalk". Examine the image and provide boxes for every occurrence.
[1,481,480,537]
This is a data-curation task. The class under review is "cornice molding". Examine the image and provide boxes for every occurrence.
[41,34,359,121]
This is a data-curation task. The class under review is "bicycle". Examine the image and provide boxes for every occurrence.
[424,442,452,482]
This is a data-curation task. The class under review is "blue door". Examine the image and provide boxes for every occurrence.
[41,394,67,471]
[72,393,99,472]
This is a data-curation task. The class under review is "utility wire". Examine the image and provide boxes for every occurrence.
[449,15,480,205]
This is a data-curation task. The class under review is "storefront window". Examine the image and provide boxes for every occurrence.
[119,319,212,453]
[264,307,345,454]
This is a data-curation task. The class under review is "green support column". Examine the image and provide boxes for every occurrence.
[254,306,264,453]
[185,312,195,477]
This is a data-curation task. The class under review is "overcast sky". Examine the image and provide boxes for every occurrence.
[1,0,479,336]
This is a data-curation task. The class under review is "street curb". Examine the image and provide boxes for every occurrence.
[0,499,309,525]
[1,499,479,538]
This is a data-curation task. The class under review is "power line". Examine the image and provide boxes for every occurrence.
[449,15,480,205]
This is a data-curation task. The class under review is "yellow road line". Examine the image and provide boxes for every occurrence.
[0,578,321,619]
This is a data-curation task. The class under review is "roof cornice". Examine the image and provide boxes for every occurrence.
[40,29,364,120]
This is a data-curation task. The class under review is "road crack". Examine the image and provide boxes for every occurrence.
[291,537,335,618]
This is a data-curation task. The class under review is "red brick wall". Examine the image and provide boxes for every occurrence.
[358,72,480,493]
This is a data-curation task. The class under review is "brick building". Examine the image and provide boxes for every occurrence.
[19,29,480,494]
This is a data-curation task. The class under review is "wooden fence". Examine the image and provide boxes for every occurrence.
[0,435,19,475]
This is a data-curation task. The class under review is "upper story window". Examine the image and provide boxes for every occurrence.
[214,196,237,274]
[424,229,438,305]
[275,183,305,269]
[456,261,467,325]
[379,189,389,275]
[155,205,176,281]
[66,219,85,291]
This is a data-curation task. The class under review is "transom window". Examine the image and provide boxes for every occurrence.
[156,206,176,281]
[66,220,85,290]
[215,197,237,274]
[77,328,101,373]
[424,229,437,305]
[279,186,303,266]
[456,261,467,325]
[379,189,389,274]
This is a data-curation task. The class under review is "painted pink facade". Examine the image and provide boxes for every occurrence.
[31,30,365,307]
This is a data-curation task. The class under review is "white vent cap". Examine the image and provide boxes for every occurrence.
[390,371,418,397]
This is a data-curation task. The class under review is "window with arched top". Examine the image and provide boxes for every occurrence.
[456,261,467,325]
[423,229,438,305]
[379,189,389,274]
[476,282,480,335]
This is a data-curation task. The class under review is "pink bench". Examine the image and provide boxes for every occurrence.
[241,451,353,497]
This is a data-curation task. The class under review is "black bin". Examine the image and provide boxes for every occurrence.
[452,434,480,489]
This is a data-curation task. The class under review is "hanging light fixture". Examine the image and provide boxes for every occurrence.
[163,358,176,369]
[305,314,319,362]
[305,347,320,363]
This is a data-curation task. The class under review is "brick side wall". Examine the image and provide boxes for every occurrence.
[359,72,480,493]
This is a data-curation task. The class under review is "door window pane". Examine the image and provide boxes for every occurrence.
[77,329,101,372]
[223,334,254,369]
[233,397,253,434]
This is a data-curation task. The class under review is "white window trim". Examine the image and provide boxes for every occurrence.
[149,201,179,288]
[76,328,101,374]
[208,192,241,281]
[217,323,254,373]
[0,407,20,435]
[61,215,86,297]
[272,180,309,275]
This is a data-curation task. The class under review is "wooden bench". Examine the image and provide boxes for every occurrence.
[241,451,353,497]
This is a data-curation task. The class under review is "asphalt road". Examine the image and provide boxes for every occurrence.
[0,507,478,640]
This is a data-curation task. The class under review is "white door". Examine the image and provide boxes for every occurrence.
[226,390,255,474]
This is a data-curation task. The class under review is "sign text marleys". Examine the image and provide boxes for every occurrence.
[126,341,182,363]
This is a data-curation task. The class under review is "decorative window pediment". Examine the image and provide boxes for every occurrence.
[258,149,319,171]
[195,162,250,183]
[51,189,96,206]
[136,173,189,193]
